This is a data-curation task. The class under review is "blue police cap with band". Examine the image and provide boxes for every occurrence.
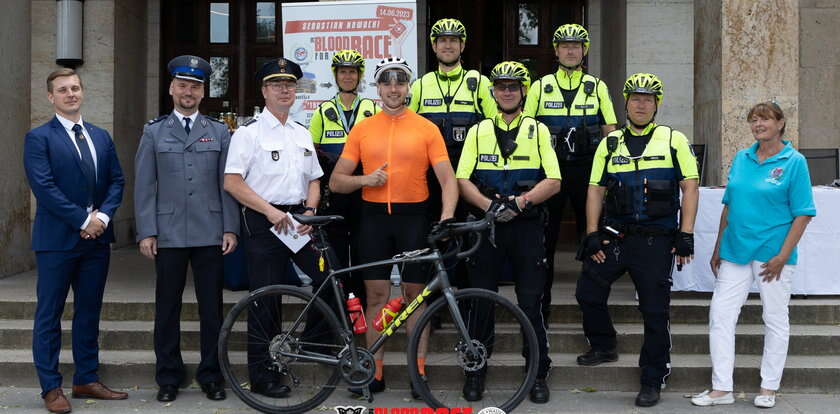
[167,55,211,83]
[257,58,303,83]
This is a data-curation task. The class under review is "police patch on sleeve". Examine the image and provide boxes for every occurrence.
[453,127,466,142]
[479,154,499,163]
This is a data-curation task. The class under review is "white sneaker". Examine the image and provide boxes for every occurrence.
[754,394,776,408]
[691,390,735,406]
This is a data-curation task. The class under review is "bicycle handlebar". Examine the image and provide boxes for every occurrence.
[427,212,496,260]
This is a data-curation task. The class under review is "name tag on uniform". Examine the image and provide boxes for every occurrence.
[453,127,466,142]
[271,151,280,161]
[544,101,564,109]
[575,104,595,109]
[612,156,630,165]
[304,149,312,156]
[324,130,345,138]
[453,100,473,106]
[423,99,443,106]
[643,155,665,161]
[512,155,530,161]
[164,138,179,143]
[479,154,499,163]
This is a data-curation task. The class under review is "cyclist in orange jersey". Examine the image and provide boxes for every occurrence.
[330,57,458,398]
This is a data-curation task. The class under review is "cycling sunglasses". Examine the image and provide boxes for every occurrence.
[377,71,410,84]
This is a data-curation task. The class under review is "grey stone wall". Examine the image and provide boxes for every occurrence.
[694,0,723,185]
[0,1,33,276]
[800,0,840,149]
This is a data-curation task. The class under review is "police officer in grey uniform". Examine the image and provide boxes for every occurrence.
[134,55,239,403]
[224,58,329,399]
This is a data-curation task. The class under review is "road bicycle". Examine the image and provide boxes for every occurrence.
[218,212,538,413]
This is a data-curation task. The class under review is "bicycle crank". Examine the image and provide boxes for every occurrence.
[338,347,376,387]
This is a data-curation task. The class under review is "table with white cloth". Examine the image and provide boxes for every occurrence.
[672,186,840,294]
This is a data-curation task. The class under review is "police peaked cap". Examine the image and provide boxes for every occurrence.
[168,55,212,83]
[257,58,303,83]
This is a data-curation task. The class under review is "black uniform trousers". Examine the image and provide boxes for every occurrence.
[154,245,224,387]
[242,207,333,386]
[543,157,592,320]
[322,191,365,307]
[576,233,674,387]
[465,214,552,378]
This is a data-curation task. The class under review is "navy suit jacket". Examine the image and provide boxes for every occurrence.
[24,116,125,251]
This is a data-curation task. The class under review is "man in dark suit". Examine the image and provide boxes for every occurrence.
[134,55,239,402]
[23,68,126,413]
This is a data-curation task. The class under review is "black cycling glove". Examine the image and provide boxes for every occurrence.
[674,231,694,257]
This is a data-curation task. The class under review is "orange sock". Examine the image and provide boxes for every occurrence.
[374,359,384,380]
[417,357,426,376]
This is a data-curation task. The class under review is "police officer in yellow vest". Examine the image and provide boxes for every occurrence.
[456,61,561,404]
[576,73,699,407]
[310,49,379,304]
[523,24,618,322]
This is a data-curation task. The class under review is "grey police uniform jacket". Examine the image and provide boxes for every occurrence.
[134,113,239,248]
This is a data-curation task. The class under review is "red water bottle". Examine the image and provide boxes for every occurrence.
[346,293,367,334]
[373,296,404,333]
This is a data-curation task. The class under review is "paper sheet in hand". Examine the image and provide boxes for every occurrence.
[269,216,311,253]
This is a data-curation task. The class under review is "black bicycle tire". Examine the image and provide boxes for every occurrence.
[218,284,344,414]
[405,288,539,412]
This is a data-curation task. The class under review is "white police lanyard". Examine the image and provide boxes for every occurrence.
[333,96,360,134]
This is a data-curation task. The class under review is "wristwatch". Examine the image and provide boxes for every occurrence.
[303,206,317,215]
[521,194,533,210]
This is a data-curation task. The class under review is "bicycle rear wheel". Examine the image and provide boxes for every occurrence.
[218,284,344,414]
[406,288,539,412]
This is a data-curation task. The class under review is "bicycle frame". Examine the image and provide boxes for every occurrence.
[275,226,481,373]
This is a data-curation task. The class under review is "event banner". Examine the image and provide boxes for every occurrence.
[282,0,418,126]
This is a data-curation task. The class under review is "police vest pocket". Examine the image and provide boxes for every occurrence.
[605,178,633,216]
[644,179,677,218]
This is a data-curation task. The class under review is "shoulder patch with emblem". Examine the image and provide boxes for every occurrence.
[241,118,258,127]
[147,115,167,125]
[205,116,225,125]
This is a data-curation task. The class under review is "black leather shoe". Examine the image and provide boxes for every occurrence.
[252,382,290,398]
[156,384,178,402]
[529,378,550,404]
[200,382,226,401]
[635,384,661,407]
[576,349,619,366]
[462,372,485,402]
[410,375,427,400]
[348,377,385,395]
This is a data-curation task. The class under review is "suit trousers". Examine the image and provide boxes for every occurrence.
[710,260,793,391]
[242,208,332,386]
[576,233,674,388]
[154,246,224,387]
[33,239,110,395]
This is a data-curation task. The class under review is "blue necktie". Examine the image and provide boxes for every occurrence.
[72,124,96,206]
[184,117,191,135]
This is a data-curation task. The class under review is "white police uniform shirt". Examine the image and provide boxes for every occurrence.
[225,109,323,205]
[55,113,110,229]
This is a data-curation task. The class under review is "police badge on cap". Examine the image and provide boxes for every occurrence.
[168,55,212,83]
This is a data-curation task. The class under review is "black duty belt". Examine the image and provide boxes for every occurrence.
[610,223,674,237]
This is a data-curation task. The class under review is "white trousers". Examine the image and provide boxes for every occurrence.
[709,260,793,391]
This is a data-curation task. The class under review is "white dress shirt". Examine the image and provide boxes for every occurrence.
[225,109,323,205]
[173,109,199,131]
[55,113,111,230]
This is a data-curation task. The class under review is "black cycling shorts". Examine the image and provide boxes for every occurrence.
[356,201,430,284]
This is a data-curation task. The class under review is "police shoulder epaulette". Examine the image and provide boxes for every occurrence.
[241,118,258,127]
[146,115,167,125]
[205,115,225,125]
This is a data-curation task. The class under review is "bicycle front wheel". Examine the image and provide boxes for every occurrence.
[407,288,539,412]
[218,284,344,414]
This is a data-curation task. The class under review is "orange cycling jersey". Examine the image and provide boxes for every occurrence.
[340,109,449,210]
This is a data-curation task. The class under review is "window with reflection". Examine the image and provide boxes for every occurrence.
[256,2,276,43]
[518,3,539,45]
[210,2,230,43]
[210,57,229,98]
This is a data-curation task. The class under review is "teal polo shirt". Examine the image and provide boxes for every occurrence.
[720,140,816,265]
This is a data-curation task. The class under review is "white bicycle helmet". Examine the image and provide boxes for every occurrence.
[374,57,413,82]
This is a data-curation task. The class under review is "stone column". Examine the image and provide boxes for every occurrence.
[0,0,33,276]
[695,0,800,185]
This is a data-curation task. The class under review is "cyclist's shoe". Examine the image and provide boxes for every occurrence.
[529,378,550,404]
[576,349,618,366]
[348,377,385,395]
[635,384,661,407]
[462,372,485,401]
[252,382,290,398]
[410,375,427,400]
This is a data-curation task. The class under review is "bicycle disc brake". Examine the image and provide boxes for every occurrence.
[455,339,488,372]
[338,347,376,387]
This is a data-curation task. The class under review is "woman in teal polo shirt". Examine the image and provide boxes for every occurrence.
[691,102,816,409]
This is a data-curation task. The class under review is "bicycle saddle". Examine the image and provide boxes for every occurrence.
[292,214,344,226]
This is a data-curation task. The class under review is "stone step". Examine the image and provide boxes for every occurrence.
[2,293,839,324]
[3,320,838,356]
[1,349,838,393]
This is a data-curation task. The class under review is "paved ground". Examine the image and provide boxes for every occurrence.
[0,386,838,413]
